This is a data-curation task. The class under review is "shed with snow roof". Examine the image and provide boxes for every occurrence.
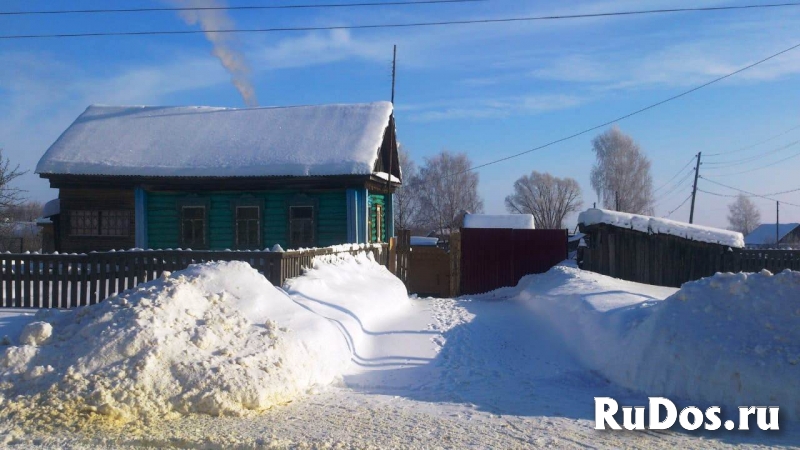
[744,223,800,249]
[35,102,401,253]
[577,208,746,287]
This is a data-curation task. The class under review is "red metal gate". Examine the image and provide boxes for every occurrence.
[460,228,567,295]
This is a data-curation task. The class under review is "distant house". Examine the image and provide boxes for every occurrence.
[35,102,401,253]
[744,223,800,249]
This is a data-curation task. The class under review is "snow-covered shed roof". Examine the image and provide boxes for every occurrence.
[42,198,60,218]
[744,223,800,246]
[36,102,394,178]
[578,208,745,248]
[410,236,439,246]
[463,214,536,230]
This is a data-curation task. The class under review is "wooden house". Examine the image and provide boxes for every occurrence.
[36,102,401,253]
[744,223,800,249]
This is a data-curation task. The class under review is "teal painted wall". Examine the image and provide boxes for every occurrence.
[146,190,347,250]
[368,193,388,243]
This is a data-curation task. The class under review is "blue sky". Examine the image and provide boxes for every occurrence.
[2,0,800,229]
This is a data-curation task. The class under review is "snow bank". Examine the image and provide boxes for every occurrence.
[285,252,410,360]
[506,264,800,419]
[0,261,350,429]
[463,213,535,229]
[36,102,393,177]
[578,208,744,247]
[599,269,800,418]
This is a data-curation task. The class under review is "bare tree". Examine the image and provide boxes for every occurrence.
[590,127,655,215]
[505,171,583,229]
[727,194,760,235]
[393,146,421,231]
[416,150,484,236]
[0,149,26,210]
[2,201,43,222]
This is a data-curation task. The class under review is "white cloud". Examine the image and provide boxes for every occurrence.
[402,94,589,122]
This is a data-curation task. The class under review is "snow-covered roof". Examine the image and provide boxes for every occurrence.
[578,208,744,248]
[36,102,394,177]
[42,198,60,217]
[410,236,439,246]
[463,214,536,230]
[744,223,800,246]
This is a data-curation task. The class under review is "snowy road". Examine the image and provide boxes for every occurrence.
[2,260,799,449]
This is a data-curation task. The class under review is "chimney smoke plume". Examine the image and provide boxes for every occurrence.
[169,0,258,106]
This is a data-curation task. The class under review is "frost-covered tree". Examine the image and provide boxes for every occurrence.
[393,146,421,231]
[727,194,760,235]
[590,127,655,215]
[505,171,582,229]
[416,150,483,236]
[0,149,26,210]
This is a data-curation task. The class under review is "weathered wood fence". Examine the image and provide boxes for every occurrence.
[579,224,800,287]
[0,244,388,309]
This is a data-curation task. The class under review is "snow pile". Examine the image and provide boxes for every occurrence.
[0,261,350,429]
[578,208,744,247]
[463,213,535,229]
[285,252,410,361]
[36,102,393,177]
[506,264,800,418]
[598,269,800,418]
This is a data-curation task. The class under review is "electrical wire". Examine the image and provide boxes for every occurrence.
[704,123,800,157]
[4,3,800,39]
[456,40,800,177]
[705,148,800,176]
[655,169,694,204]
[653,155,696,193]
[700,176,800,207]
[665,193,693,218]
[703,139,800,167]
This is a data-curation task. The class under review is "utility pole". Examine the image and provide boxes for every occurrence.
[391,45,397,103]
[777,201,780,247]
[385,45,397,238]
[689,151,702,224]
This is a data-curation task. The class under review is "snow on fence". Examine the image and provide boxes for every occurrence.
[0,245,388,308]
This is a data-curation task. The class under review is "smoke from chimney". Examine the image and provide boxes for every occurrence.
[169,0,258,107]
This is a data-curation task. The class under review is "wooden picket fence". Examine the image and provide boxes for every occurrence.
[0,244,388,309]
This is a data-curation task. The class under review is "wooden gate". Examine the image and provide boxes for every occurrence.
[407,245,450,297]
[395,229,411,285]
[460,228,567,295]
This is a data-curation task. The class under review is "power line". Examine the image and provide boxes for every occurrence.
[460,40,800,175]
[665,193,693,218]
[704,139,800,167]
[705,148,800,176]
[653,155,696,193]
[4,3,800,39]
[698,188,738,198]
[705,123,800,157]
[0,0,486,16]
[655,169,694,204]
[699,176,800,207]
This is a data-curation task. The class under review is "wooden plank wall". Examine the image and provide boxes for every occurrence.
[579,224,800,287]
[0,245,388,309]
[58,188,136,253]
[147,190,348,250]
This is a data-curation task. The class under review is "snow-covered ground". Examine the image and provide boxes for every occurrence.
[0,255,798,448]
